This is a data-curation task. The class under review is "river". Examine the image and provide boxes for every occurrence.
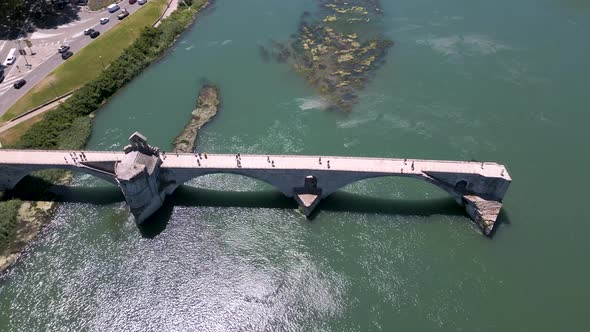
[1,0,589,330]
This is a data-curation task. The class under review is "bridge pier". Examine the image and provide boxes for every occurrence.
[115,132,167,223]
[462,195,504,236]
[293,175,322,217]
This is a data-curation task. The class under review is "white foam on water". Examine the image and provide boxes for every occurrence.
[337,115,376,129]
[343,138,359,148]
[185,45,195,51]
[295,96,330,111]
[220,40,232,46]
[416,34,511,56]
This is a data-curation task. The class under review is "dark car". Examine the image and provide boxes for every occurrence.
[118,10,129,20]
[0,70,5,83]
[90,30,100,39]
[129,0,137,4]
[61,51,74,60]
[14,79,26,89]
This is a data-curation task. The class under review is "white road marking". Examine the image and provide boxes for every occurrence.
[0,41,6,52]
[30,32,63,40]
[1,76,22,85]
[57,18,92,29]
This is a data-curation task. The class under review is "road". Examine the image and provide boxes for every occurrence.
[0,2,147,118]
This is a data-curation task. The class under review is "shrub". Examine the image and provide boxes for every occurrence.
[0,199,21,250]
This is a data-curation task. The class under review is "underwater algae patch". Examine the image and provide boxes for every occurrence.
[262,0,393,111]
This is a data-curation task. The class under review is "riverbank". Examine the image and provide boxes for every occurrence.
[0,0,169,124]
[174,84,220,152]
[0,1,210,275]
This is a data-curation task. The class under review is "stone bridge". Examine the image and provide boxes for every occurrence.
[0,133,512,235]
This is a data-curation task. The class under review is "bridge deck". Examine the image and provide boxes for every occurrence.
[0,150,510,180]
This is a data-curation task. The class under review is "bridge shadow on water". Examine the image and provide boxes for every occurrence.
[5,183,510,238]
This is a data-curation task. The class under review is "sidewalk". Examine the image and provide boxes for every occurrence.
[0,94,73,134]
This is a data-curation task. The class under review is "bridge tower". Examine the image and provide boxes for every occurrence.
[115,132,167,222]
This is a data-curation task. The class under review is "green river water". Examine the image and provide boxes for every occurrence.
[1,0,589,330]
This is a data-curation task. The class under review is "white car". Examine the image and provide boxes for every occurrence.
[4,56,16,66]
[57,45,70,53]
[138,0,147,4]
[100,17,109,25]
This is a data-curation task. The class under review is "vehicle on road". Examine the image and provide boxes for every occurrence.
[83,28,94,35]
[57,45,70,53]
[100,17,110,25]
[0,70,5,83]
[107,4,120,13]
[4,48,17,66]
[138,0,147,4]
[61,51,74,60]
[90,30,101,39]
[13,79,26,89]
[129,0,137,4]
[118,9,129,20]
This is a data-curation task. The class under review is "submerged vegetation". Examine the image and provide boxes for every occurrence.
[261,0,393,111]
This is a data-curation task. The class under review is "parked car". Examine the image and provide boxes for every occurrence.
[13,79,26,89]
[90,30,100,39]
[138,0,147,5]
[61,51,74,60]
[57,45,70,53]
[83,28,95,35]
[118,9,129,20]
[107,4,120,13]
[129,0,137,4]
[100,17,109,25]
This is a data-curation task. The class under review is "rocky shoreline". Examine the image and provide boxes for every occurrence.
[0,172,73,274]
[173,84,221,152]
[0,201,58,273]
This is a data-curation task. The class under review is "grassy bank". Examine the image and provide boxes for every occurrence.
[0,0,168,123]
[88,0,118,11]
[0,0,207,269]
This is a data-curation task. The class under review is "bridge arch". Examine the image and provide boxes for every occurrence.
[164,168,461,203]
[0,164,118,192]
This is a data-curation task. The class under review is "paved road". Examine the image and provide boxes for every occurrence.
[0,2,147,117]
